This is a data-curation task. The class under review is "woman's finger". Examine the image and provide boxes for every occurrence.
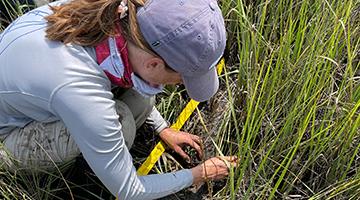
[174,146,190,163]
[215,156,238,162]
[192,142,203,159]
[213,156,240,171]
[187,134,203,158]
[190,135,202,145]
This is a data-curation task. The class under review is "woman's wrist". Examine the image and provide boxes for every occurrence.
[189,164,205,184]
[154,121,170,135]
[157,126,171,139]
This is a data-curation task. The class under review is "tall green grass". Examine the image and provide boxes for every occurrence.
[214,0,360,199]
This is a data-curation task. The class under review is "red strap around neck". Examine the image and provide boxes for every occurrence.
[95,26,133,88]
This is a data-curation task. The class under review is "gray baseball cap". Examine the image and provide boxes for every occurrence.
[137,0,226,102]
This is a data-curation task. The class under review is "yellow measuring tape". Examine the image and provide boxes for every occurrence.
[115,59,224,200]
[137,100,200,175]
[137,58,224,175]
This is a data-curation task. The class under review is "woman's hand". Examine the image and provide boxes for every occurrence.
[158,127,203,163]
[190,156,239,184]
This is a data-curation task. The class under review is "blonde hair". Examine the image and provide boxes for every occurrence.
[45,0,155,56]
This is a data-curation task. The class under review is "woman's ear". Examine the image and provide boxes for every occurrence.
[146,57,165,71]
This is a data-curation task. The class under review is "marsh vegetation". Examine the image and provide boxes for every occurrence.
[1,0,360,199]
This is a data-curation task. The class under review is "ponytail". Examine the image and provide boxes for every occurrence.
[45,0,153,55]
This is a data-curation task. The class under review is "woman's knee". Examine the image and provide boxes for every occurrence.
[0,120,80,173]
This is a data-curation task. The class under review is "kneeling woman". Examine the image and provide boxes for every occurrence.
[0,0,238,199]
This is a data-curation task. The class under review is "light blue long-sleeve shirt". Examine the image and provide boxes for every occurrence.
[0,1,193,199]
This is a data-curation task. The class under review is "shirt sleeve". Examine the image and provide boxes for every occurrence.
[145,106,169,135]
[50,79,193,200]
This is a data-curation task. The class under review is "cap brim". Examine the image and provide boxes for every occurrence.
[183,66,219,102]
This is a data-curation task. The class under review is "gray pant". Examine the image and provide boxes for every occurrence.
[0,89,154,173]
